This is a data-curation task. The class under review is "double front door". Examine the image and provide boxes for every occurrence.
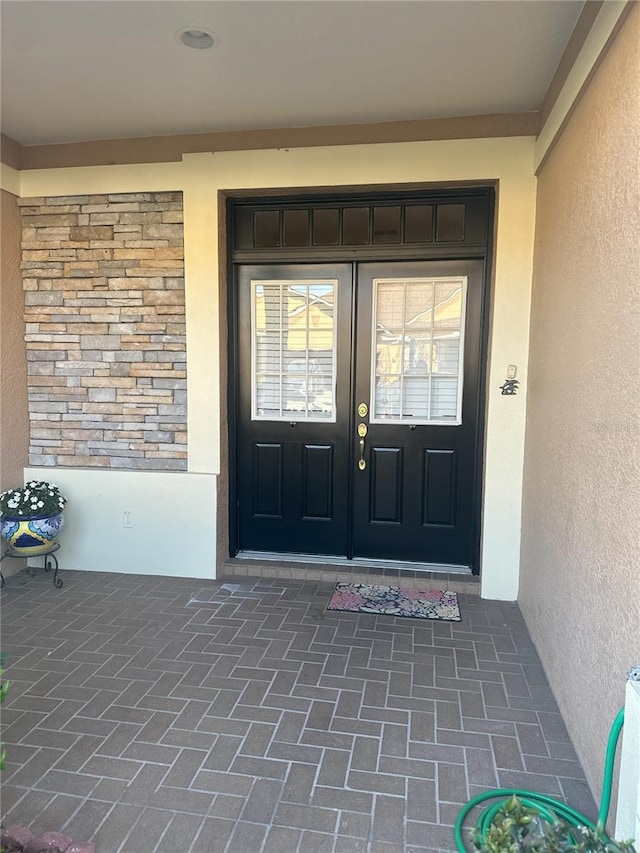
[235,259,484,569]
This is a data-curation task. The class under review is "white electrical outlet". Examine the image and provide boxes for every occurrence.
[123,510,134,528]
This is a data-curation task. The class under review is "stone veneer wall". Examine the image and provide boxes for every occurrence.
[19,192,187,470]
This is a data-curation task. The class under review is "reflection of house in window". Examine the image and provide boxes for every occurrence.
[253,282,336,419]
[374,279,464,422]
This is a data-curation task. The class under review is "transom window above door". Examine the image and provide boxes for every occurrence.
[251,280,337,421]
[233,195,488,256]
[372,277,467,425]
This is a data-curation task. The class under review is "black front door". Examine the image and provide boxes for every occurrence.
[236,263,353,556]
[235,259,484,569]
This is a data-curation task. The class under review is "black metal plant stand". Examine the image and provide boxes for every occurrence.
[0,542,62,589]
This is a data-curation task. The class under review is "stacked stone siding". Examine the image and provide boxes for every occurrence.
[19,192,187,470]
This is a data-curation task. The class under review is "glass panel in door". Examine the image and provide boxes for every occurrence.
[251,280,337,421]
[372,277,466,424]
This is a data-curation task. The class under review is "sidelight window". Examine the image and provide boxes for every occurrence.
[251,280,337,421]
[372,277,467,425]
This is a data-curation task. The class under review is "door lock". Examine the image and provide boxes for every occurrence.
[357,402,368,418]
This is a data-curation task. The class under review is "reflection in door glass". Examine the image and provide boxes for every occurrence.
[372,277,466,424]
[252,280,337,421]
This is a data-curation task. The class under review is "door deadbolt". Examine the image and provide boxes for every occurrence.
[357,423,368,437]
[357,402,368,417]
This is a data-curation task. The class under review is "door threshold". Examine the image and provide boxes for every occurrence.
[235,550,472,576]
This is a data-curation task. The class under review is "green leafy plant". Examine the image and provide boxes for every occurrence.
[471,795,635,853]
[0,481,67,519]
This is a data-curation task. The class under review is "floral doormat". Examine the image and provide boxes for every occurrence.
[327,583,461,621]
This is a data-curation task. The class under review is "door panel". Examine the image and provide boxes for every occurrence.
[253,443,286,517]
[237,264,353,556]
[370,447,403,523]
[301,445,334,519]
[352,261,483,566]
[423,449,457,527]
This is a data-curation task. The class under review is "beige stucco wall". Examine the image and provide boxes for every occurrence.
[11,137,537,596]
[0,188,29,575]
[519,3,640,803]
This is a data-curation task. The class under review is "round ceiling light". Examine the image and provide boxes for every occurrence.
[176,26,219,50]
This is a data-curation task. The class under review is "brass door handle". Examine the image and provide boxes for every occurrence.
[357,423,367,470]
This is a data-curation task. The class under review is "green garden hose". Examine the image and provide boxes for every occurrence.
[454,708,625,851]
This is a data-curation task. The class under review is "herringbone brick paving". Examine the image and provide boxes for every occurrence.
[0,569,596,852]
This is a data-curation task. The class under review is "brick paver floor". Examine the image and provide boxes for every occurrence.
[0,569,596,852]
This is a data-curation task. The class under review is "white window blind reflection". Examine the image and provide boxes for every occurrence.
[251,280,337,421]
[372,277,466,424]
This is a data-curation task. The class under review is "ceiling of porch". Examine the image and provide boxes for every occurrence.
[1,1,585,147]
